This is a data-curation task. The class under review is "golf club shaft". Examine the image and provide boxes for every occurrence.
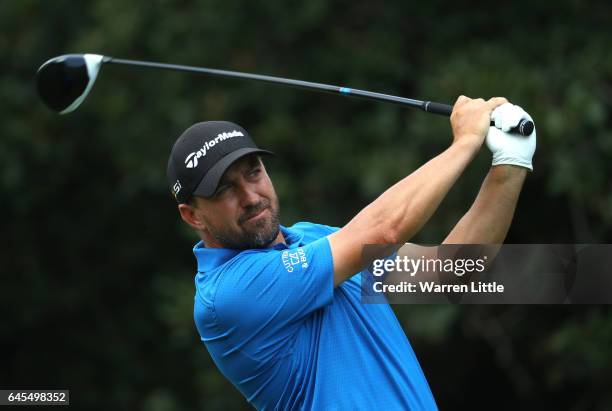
[106,57,532,135]
[108,57,425,107]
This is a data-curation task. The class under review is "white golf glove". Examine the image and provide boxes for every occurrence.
[486,103,536,171]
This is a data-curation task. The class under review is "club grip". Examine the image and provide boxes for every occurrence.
[423,101,534,136]
[424,101,453,116]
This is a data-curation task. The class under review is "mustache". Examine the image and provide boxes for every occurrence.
[239,200,271,224]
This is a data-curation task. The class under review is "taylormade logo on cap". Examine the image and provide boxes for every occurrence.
[185,130,245,168]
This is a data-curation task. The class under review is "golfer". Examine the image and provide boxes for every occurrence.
[166,96,536,410]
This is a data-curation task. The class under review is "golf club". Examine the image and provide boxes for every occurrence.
[36,53,534,136]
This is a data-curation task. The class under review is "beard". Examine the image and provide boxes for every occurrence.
[208,197,281,250]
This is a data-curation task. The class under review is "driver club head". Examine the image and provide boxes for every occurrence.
[36,54,105,114]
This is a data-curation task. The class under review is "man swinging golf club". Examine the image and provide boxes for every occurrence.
[166,96,536,410]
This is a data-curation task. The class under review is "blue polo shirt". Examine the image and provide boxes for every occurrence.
[193,222,437,410]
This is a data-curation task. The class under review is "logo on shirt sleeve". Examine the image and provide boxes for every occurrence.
[281,248,308,272]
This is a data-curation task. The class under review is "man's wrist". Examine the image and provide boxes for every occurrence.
[451,136,482,157]
[489,164,528,183]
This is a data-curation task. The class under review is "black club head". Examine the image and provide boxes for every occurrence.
[36,54,104,114]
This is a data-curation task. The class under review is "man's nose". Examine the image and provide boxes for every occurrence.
[237,182,260,206]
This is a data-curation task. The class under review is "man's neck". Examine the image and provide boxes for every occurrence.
[270,229,286,248]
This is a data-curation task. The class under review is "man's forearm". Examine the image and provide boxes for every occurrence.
[444,165,527,244]
[345,140,479,244]
[329,97,512,286]
[329,141,479,285]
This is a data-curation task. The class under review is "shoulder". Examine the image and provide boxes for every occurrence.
[195,250,272,320]
[203,241,334,328]
[193,249,267,303]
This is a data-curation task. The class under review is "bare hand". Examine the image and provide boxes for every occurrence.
[450,96,508,150]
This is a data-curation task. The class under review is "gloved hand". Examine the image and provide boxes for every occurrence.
[486,103,537,171]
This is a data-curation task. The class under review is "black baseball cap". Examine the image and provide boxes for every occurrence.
[166,121,273,203]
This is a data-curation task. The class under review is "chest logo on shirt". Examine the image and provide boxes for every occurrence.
[281,248,308,272]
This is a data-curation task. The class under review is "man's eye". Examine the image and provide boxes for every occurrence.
[249,168,261,177]
[215,185,229,196]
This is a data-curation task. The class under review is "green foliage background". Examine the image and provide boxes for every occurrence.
[1,1,611,409]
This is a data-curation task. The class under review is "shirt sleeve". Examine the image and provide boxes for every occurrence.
[210,236,335,359]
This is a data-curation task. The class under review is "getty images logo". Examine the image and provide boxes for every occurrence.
[185,130,244,168]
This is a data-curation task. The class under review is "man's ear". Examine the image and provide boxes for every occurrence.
[178,204,206,231]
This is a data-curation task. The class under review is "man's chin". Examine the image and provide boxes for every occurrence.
[212,206,281,249]
[243,219,280,249]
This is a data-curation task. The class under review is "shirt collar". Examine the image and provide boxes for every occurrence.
[194,224,304,272]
